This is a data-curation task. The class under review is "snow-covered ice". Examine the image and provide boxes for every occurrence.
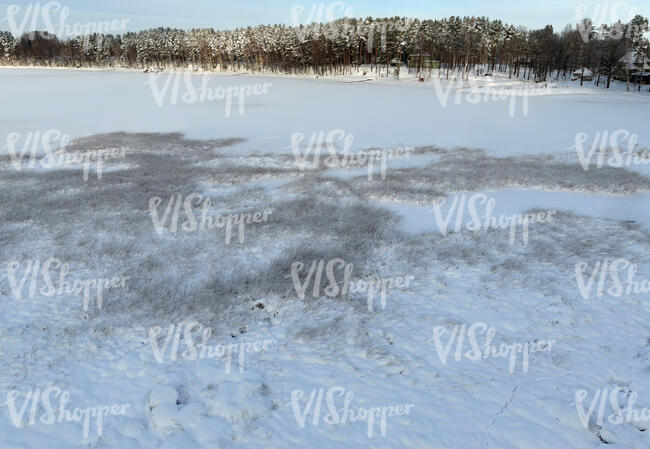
[0,68,649,449]
[0,68,648,157]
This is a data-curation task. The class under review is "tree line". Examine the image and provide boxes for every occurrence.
[0,15,648,88]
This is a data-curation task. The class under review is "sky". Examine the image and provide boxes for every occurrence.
[0,0,648,36]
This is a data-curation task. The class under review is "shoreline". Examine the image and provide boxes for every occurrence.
[1,64,648,96]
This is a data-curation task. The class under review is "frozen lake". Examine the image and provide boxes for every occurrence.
[1,67,650,449]
[1,68,649,157]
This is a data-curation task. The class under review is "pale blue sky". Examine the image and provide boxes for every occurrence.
[1,0,648,35]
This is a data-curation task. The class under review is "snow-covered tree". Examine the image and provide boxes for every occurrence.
[1,13,647,90]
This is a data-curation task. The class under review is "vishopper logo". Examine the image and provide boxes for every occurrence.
[571,130,648,171]
[428,323,556,375]
[429,193,557,245]
[145,73,272,118]
[574,387,650,428]
[148,193,273,244]
[289,386,414,438]
[290,130,413,181]
[6,258,129,311]
[3,130,127,181]
[573,2,638,42]
[148,322,274,374]
[427,78,543,118]
[289,258,414,311]
[2,387,130,439]
[289,2,354,42]
[574,258,650,300]
[3,2,130,40]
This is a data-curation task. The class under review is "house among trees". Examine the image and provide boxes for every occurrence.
[408,53,440,69]
[619,50,650,83]
[620,50,650,72]
[572,68,593,81]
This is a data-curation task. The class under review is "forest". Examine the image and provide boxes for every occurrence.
[0,14,648,87]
